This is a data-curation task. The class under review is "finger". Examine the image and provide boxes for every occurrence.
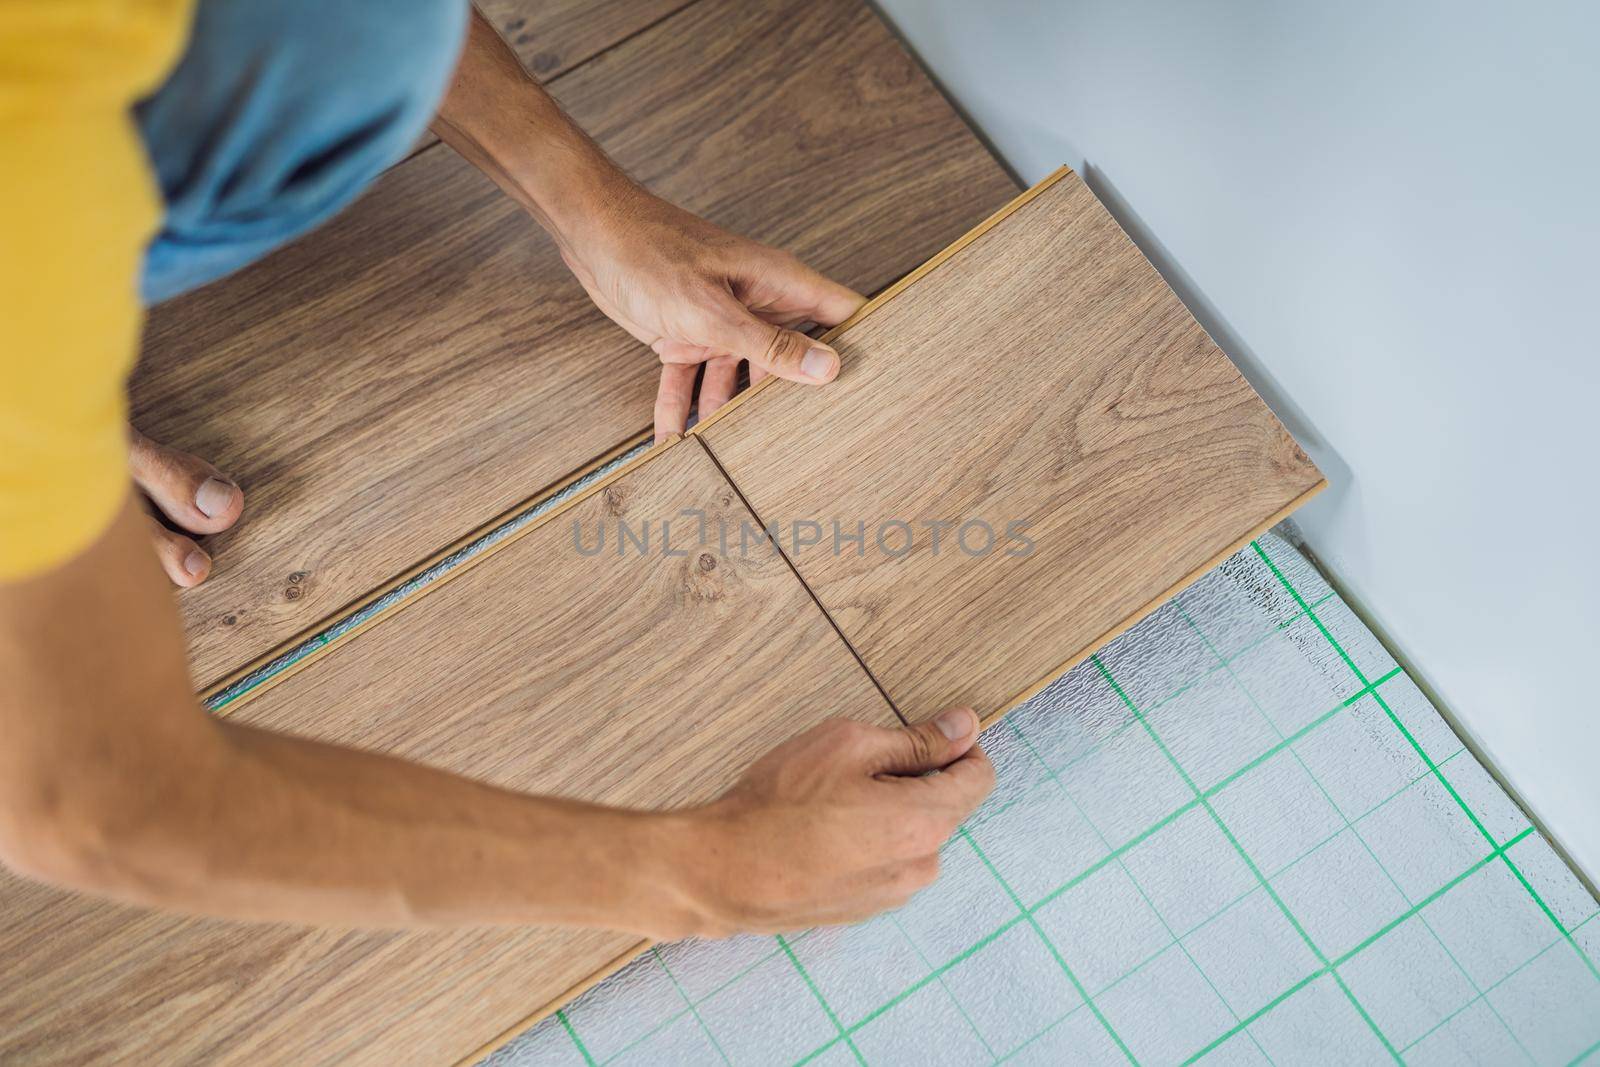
[698,356,740,417]
[894,742,997,816]
[860,706,979,777]
[767,256,866,327]
[128,427,243,535]
[697,296,841,385]
[652,338,717,366]
[145,515,211,588]
[653,364,699,443]
[749,364,771,387]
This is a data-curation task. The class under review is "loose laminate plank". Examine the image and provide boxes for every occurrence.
[698,169,1326,722]
[0,439,897,1066]
[133,0,1016,693]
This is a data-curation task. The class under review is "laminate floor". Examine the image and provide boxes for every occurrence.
[133,0,1017,692]
[11,163,1326,1063]
[476,0,688,81]
[697,170,1326,722]
[19,5,1330,1061]
[0,439,898,1066]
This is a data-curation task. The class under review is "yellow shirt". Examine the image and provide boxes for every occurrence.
[0,1,193,580]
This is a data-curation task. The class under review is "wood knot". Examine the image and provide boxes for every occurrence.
[686,551,728,603]
[601,485,629,517]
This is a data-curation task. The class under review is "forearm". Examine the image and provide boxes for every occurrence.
[430,7,628,249]
[3,498,989,942]
[0,496,701,936]
[100,717,697,931]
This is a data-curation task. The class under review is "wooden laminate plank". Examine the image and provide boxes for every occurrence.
[402,0,689,157]
[477,0,688,80]
[134,0,1016,693]
[0,439,897,1066]
[698,169,1327,722]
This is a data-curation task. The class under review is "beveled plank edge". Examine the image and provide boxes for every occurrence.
[975,477,1328,732]
[692,435,907,726]
[457,483,1328,1066]
[198,160,1322,1061]
[195,0,767,694]
[405,0,703,162]
[206,167,1070,711]
[686,165,1072,439]
[200,428,658,713]
[452,937,651,1067]
[460,164,1326,1057]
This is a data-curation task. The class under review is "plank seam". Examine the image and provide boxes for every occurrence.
[204,166,1075,716]
[199,428,652,706]
[187,162,1326,1064]
[686,165,1074,439]
[692,435,906,724]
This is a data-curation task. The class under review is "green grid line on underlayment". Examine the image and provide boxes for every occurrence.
[556,575,1354,1064]
[557,598,1592,1062]
[572,609,1396,1065]
[542,538,1599,1066]
[576,671,1520,1067]
[1171,596,1535,1062]
[781,782,1543,1067]
[1250,540,1600,988]
[1002,713,1272,1063]
[1089,652,1403,1061]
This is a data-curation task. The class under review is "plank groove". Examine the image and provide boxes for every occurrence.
[477,0,689,81]
[698,169,1326,722]
[133,0,1016,693]
[0,441,897,1065]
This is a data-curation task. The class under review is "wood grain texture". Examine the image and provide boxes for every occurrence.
[133,0,1016,693]
[477,0,688,81]
[404,0,689,157]
[699,169,1326,722]
[0,440,897,1066]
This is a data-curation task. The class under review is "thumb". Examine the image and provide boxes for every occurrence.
[868,707,979,777]
[698,295,841,385]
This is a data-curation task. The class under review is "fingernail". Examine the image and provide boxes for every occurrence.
[936,708,973,740]
[196,477,237,518]
[184,549,210,577]
[800,347,838,382]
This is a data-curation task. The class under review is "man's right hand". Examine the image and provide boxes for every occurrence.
[651,708,994,939]
[2,489,992,940]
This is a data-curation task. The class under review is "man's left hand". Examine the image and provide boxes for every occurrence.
[553,181,866,441]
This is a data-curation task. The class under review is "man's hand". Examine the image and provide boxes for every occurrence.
[430,9,866,443]
[653,708,994,939]
[127,428,243,587]
[554,183,864,441]
[1,494,993,936]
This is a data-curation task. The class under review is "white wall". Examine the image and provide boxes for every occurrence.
[876,0,1599,877]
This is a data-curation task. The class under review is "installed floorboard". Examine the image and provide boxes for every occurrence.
[698,170,1326,722]
[0,440,897,1066]
[403,0,690,157]
[477,0,688,80]
[133,0,1016,693]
